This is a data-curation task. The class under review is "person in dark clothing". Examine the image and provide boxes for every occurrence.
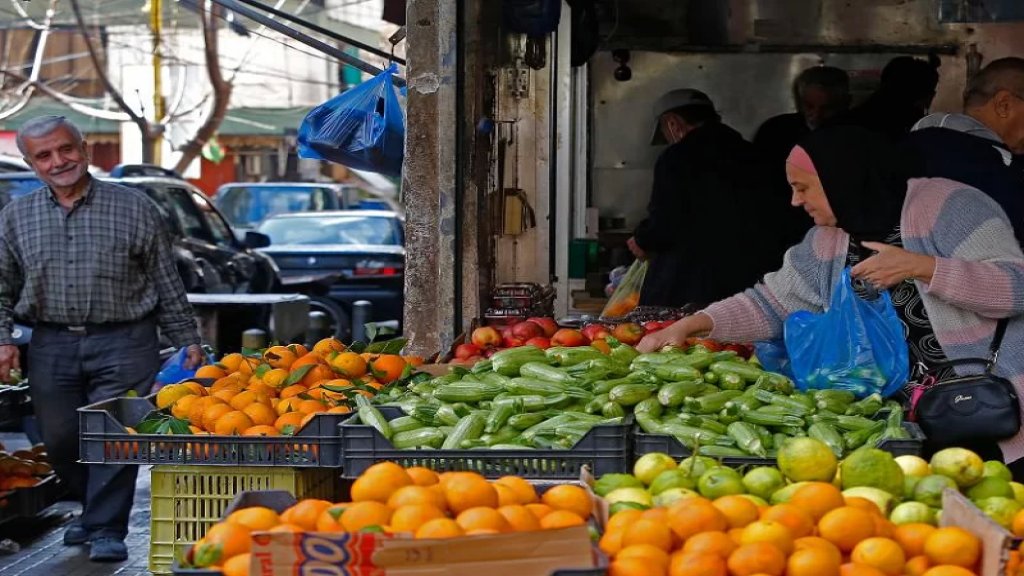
[627,89,788,309]
[904,57,1024,248]
[842,56,940,143]
[754,66,851,248]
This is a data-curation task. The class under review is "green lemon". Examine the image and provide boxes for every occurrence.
[742,467,786,500]
[777,437,837,483]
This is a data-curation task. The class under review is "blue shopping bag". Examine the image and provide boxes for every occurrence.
[784,268,909,398]
[298,64,405,176]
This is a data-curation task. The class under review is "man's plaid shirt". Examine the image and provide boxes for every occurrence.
[0,178,200,347]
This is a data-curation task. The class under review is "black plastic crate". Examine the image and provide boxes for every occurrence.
[0,474,65,524]
[0,385,29,425]
[79,396,345,467]
[339,407,631,479]
[633,421,926,465]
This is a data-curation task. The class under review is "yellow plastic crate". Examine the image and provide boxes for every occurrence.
[149,465,339,574]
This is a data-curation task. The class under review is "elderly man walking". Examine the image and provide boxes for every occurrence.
[0,116,203,562]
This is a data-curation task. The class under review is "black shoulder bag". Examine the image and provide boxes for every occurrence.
[910,318,1021,446]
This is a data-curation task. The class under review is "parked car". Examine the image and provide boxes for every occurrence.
[0,172,43,208]
[257,210,405,339]
[214,182,402,230]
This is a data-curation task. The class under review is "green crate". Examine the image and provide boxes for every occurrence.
[149,465,339,575]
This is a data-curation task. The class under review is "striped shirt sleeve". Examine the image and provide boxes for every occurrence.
[0,207,22,346]
[142,207,201,348]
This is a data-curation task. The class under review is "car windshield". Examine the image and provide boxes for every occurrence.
[259,215,400,246]
[216,185,335,227]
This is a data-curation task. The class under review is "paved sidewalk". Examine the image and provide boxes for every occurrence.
[0,434,154,576]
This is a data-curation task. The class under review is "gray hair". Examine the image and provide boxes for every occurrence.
[15,115,85,157]
[964,57,1024,109]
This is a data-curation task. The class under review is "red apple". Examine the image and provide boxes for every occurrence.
[511,321,545,340]
[471,326,502,348]
[503,334,527,348]
[724,343,753,359]
[642,321,664,332]
[454,343,482,360]
[526,317,558,338]
[611,323,646,345]
[581,324,610,342]
[524,336,552,350]
[551,328,587,347]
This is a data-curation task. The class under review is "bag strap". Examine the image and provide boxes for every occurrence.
[917,318,1009,376]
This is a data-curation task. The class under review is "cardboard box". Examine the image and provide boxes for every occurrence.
[941,489,1014,576]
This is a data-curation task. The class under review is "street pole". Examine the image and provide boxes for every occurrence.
[151,0,164,165]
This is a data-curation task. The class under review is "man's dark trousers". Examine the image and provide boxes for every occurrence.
[29,318,159,540]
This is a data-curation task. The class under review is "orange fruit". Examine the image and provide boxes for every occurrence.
[369,354,407,384]
[539,510,586,529]
[618,544,671,571]
[222,552,251,576]
[172,395,201,421]
[301,365,336,389]
[845,497,883,516]
[234,356,262,377]
[195,365,227,380]
[230,390,270,411]
[289,353,324,373]
[227,506,280,531]
[787,547,841,576]
[541,485,592,519]
[668,551,726,576]
[444,474,498,514]
[727,528,745,546]
[793,536,842,565]
[818,507,877,552]
[920,566,975,576]
[873,516,897,539]
[525,503,554,520]
[214,411,255,436]
[213,389,241,403]
[201,403,235,432]
[312,337,346,357]
[275,398,305,418]
[330,352,368,378]
[497,505,541,532]
[494,476,539,504]
[607,509,644,534]
[242,403,277,427]
[840,564,889,576]
[456,507,512,533]
[761,504,814,538]
[851,537,906,576]
[641,507,669,524]
[599,528,625,556]
[276,411,308,434]
[314,504,349,532]
[790,482,846,521]
[181,381,209,397]
[351,462,414,503]
[741,520,794,554]
[327,405,353,415]
[727,542,787,576]
[268,523,305,533]
[219,353,245,372]
[1013,509,1024,537]
[667,498,729,540]
[494,483,521,507]
[280,499,333,531]
[340,501,392,532]
[242,425,280,437]
[681,531,738,559]
[414,518,464,539]
[264,345,298,369]
[403,355,425,367]
[608,557,665,576]
[713,495,760,529]
[621,518,674,552]
[278,386,307,401]
[204,521,253,560]
[297,399,328,415]
[904,555,931,576]
[923,527,980,569]
[390,504,446,533]
[260,368,290,389]
[387,485,447,510]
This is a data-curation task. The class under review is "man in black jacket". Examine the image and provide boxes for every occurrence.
[627,90,787,309]
[904,57,1024,248]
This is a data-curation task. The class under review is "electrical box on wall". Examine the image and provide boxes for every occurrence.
[939,0,1024,22]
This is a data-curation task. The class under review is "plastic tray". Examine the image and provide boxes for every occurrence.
[633,421,927,464]
[150,466,339,575]
[79,396,345,467]
[0,474,64,524]
[172,487,605,576]
[339,407,631,479]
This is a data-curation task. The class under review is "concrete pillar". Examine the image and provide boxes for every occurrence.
[402,0,459,357]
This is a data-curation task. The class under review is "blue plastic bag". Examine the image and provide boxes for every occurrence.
[753,339,793,378]
[784,268,909,398]
[298,64,405,176]
[154,347,214,388]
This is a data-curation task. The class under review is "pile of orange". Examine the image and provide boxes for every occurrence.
[188,464,594,576]
[601,481,985,576]
[155,338,422,437]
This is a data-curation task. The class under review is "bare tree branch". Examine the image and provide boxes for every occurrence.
[69,0,156,162]
[0,70,131,121]
[173,2,232,173]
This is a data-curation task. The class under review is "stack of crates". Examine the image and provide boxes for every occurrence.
[148,465,339,574]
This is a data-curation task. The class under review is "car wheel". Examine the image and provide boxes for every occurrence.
[308,296,351,341]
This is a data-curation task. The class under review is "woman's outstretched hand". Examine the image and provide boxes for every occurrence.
[637,313,714,353]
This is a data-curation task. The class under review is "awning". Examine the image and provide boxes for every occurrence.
[0,98,120,135]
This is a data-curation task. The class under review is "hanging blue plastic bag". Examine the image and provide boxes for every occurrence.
[298,63,405,176]
[154,347,197,387]
[753,339,793,378]
[784,268,909,398]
